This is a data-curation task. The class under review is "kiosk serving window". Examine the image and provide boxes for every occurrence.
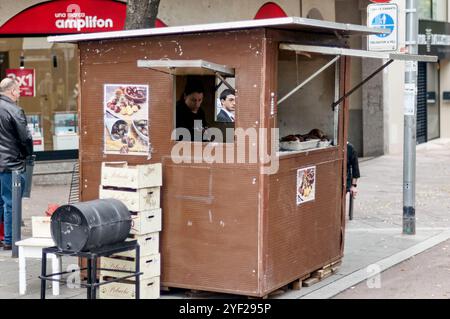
[277,49,338,153]
[137,60,235,143]
[174,74,236,143]
[276,43,438,154]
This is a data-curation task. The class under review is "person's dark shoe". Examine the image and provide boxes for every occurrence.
[2,244,12,251]
[0,241,3,248]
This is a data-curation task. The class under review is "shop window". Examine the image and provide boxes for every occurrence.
[418,0,432,19]
[432,0,447,21]
[418,0,447,21]
[0,37,79,153]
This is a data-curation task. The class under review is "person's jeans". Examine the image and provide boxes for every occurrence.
[0,181,3,223]
[0,171,25,245]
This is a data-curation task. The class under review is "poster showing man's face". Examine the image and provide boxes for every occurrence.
[221,93,235,113]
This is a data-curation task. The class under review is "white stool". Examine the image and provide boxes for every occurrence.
[16,238,62,296]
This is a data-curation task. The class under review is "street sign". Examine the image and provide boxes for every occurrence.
[367,3,398,51]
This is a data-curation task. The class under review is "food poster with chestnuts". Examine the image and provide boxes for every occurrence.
[297,166,316,205]
[104,84,150,156]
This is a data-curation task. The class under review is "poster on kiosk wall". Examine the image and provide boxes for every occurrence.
[103,84,150,156]
[6,69,36,97]
[297,166,316,205]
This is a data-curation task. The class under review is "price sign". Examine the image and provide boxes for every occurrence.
[6,68,36,97]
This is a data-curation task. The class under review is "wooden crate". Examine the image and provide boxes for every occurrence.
[99,187,160,211]
[31,216,52,238]
[99,276,160,299]
[100,253,160,280]
[130,209,162,235]
[101,162,162,189]
[115,233,159,258]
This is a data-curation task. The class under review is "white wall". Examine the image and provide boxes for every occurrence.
[0,1,312,28]
[384,0,406,154]
[0,0,42,26]
[159,0,301,25]
[301,0,335,21]
[440,60,450,138]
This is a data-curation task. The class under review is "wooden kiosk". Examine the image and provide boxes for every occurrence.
[49,17,435,298]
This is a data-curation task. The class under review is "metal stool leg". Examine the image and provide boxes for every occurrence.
[40,249,47,299]
[86,257,92,299]
[135,245,140,299]
[90,256,97,300]
[349,193,354,221]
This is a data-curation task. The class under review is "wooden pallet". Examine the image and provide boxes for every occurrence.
[302,260,342,287]
[160,260,342,298]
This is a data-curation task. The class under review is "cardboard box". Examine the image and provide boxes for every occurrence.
[101,162,162,189]
[99,276,160,299]
[99,187,160,212]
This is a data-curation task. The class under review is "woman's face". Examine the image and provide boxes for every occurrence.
[184,92,203,113]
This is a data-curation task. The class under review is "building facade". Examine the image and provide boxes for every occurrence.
[1,0,445,169]
[0,0,336,166]
[335,0,450,156]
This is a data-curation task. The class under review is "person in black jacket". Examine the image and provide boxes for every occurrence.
[347,142,360,198]
[0,77,33,251]
[175,80,209,142]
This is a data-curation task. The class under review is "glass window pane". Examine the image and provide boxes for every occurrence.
[0,37,79,152]
[418,0,432,19]
[432,0,447,21]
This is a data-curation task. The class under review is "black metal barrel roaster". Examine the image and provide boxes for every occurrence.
[50,199,131,252]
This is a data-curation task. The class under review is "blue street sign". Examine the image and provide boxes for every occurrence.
[368,3,398,51]
[372,13,395,38]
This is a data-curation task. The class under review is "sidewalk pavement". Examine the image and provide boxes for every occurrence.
[1,139,450,299]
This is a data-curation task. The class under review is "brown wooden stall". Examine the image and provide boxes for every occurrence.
[48,18,434,298]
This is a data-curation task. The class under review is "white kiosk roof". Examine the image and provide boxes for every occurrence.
[48,17,388,43]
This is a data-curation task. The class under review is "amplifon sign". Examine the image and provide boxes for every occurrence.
[0,0,126,34]
[55,4,114,32]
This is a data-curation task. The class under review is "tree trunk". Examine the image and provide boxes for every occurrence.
[125,0,161,30]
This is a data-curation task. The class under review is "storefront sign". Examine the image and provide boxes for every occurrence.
[104,84,150,156]
[297,166,316,205]
[6,68,35,97]
[0,0,164,34]
[419,20,450,59]
[367,3,398,51]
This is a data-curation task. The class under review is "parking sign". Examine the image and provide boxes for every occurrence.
[367,3,398,51]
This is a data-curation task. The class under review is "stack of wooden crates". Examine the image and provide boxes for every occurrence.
[98,162,162,299]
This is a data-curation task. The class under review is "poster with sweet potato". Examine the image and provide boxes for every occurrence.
[297,166,316,205]
[103,84,150,156]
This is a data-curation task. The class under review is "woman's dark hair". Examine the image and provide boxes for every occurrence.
[184,79,204,97]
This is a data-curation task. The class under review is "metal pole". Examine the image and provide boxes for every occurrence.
[403,0,418,235]
[349,194,354,221]
[12,170,22,258]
